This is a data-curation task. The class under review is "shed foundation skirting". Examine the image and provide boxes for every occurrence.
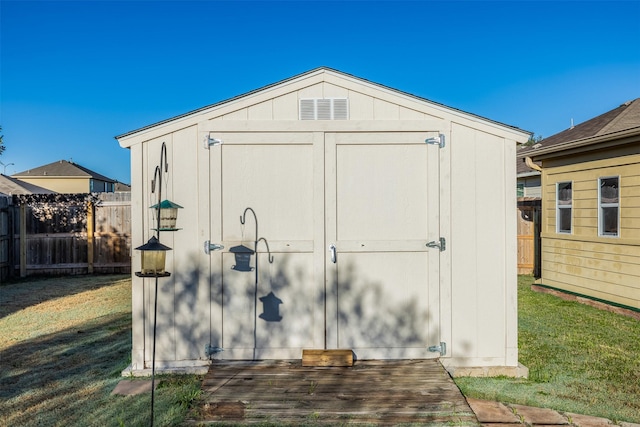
[444,362,529,378]
[121,360,211,377]
[122,359,529,378]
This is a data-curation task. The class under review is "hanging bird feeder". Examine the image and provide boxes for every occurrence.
[150,199,183,231]
[135,236,172,277]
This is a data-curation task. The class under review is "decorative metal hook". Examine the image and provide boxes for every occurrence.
[257,237,274,263]
[240,207,274,263]
[150,142,170,238]
[151,142,168,195]
[150,165,161,195]
[161,142,168,173]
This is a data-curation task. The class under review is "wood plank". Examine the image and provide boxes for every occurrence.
[302,349,353,367]
[190,360,476,426]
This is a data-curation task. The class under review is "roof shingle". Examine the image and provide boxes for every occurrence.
[12,160,116,183]
[519,98,640,158]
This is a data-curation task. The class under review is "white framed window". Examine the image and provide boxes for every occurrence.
[556,181,572,234]
[598,176,619,237]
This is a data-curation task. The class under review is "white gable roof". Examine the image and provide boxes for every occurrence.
[117,67,529,147]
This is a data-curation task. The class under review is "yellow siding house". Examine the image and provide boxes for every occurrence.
[12,160,117,194]
[521,99,640,310]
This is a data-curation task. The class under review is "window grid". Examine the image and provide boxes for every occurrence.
[598,176,620,237]
[556,181,572,234]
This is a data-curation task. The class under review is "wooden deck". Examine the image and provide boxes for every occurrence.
[188,359,479,426]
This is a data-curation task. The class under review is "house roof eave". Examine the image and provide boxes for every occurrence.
[530,126,640,161]
[517,171,541,179]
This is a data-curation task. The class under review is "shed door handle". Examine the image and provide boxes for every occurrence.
[329,244,337,264]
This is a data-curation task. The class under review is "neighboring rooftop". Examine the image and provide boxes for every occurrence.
[517,98,640,174]
[520,98,640,157]
[114,182,131,192]
[0,174,55,195]
[12,160,116,183]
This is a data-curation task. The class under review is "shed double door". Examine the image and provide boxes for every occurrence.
[209,130,440,360]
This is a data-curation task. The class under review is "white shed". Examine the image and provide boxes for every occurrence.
[117,68,529,376]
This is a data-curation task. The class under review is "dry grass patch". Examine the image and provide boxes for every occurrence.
[0,275,201,427]
[0,276,130,347]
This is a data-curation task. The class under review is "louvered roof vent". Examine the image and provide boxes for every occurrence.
[300,98,348,120]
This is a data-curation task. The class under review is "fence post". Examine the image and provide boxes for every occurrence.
[0,196,10,282]
[87,200,94,274]
[20,203,26,278]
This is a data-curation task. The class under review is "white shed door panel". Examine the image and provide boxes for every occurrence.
[325,132,440,359]
[209,133,320,359]
[209,131,440,359]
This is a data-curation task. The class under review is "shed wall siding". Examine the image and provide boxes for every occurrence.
[132,126,217,365]
[541,152,640,309]
[448,122,518,366]
[130,142,145,369]
[172,125,211,361]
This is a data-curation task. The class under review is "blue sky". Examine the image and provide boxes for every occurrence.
[2,1,639,184]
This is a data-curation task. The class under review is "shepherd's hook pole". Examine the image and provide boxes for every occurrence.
[240,208,274,359]
[150,275,158,427]
[150,142,168,427]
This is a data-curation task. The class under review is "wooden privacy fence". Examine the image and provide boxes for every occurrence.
[2,192,131,278]
[517,198,541,276]
[3,192,538,279]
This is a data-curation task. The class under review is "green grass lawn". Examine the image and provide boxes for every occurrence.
[2,274,638,425]
[455,275,640,424]
[0,275,201,427]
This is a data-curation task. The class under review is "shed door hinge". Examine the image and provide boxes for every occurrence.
[204,240,224,254]
[204,135,223,149]
[425,134,445,148]
[426,237,446,252]
[428,341,447,356]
